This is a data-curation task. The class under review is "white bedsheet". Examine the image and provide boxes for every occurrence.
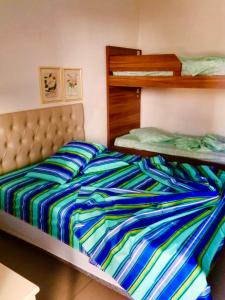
[115,134,225,164]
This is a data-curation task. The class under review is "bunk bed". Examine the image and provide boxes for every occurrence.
[106,46,225,169]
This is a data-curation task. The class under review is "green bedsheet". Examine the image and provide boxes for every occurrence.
[115,129,225,164]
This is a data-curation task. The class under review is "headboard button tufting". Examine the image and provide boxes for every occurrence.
[0,104,84,175]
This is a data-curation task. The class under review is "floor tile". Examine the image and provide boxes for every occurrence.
[74,279,128,300]
[0,230,91,300]
[1,229,225,300]
[208,246,225,300]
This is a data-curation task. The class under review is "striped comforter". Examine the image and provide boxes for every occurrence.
[0,151,224,300]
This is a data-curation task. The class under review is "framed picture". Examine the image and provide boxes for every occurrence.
[39,67,62,103]
[63,68,82,101]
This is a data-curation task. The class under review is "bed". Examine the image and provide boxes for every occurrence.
[114,130,225,165]
[106,46,225,168]
[113,56,225,77]
[0,104,225,300]
[107,46,225,89]
[0,104,127,295]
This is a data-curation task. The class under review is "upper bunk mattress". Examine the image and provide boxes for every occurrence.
[113,56,225,77]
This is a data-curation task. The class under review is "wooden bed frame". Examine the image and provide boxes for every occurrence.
[106,46,225,169]
[108,46,225,89]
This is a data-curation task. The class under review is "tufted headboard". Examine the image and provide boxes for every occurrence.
[0,104,85,175]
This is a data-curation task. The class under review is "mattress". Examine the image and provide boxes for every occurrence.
[113,56,225,77]
[0,150,225,300]
[115,134,225,164]
[0,152,168,250]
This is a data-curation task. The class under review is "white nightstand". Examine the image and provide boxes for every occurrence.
[0,263,40,300]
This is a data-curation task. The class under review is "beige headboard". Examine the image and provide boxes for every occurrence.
[0,104,85,175]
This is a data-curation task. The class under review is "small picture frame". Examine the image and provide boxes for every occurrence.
[63,68,82,101]
[39,67,62,103]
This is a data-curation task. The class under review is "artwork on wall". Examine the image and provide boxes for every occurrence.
[63,68,82,101]
[39,67,82,103]
[39,67,62,103]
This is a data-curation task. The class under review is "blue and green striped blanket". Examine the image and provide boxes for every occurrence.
[0,151,224,300]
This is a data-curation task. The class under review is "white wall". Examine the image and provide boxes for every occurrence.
[0,0,139,143]
[138,0,225,136]
[1,0,225,143]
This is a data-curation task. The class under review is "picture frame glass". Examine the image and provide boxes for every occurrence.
[64,69,82,100]
[40,67,61,103]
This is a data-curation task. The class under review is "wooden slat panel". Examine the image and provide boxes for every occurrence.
[110,54,182,75]
[106,46,141,147]
[107,87,140,146]
[109,75,225,89]
[106,47,141,76]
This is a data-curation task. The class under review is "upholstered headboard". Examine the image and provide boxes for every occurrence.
[0,104,85,175]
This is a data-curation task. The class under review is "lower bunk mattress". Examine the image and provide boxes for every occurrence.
[0,150,225,300]
[115,134,225,165]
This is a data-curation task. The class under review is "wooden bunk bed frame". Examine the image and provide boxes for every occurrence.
[106,45,225,169]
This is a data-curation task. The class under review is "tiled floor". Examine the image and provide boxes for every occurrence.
[0,229,224,300]
[0,230,128,300]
